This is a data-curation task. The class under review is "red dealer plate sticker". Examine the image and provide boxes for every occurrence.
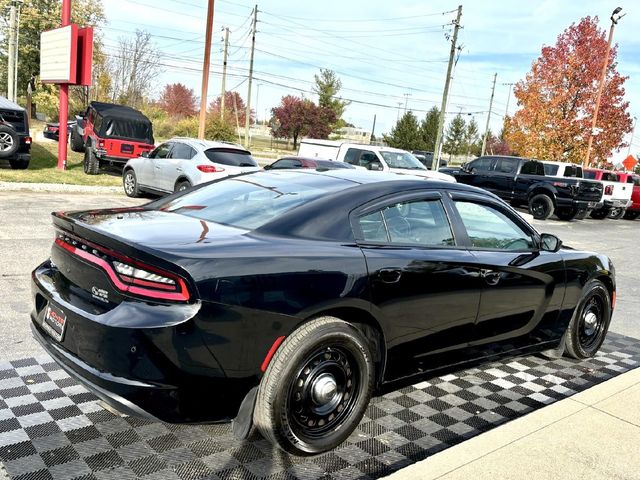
[43,304,67,342]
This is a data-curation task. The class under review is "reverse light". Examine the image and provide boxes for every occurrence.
[197,164,225,173]
[98,139,105,148]
[114,261,176,286]
[25,136,32,144]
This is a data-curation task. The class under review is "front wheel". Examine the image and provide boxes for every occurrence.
[123,169,140,198]
[589,208,610,220]
[555,207,582,221]
[254,317,374,455]
[528,194,555,220]
[175,180,192,192]
[564,279,612,359]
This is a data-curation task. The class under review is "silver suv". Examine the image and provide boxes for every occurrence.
[122,137,260,197]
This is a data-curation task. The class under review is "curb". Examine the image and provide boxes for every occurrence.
[0,181,122,194]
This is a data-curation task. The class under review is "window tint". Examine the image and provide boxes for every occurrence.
[316,160,352,169]
[521,161,544,175]
[151,143,173,159]
[170,143,196,160]
[204,149,257,167]
[468,157,494,172]
[0,109,27,133]
[271,158,300,169]
[543,164,559,176]
[344,148,360,165]
[602,172,619,182]
[358,199,454,246]
[359,151,378,168]
[626,176,635,184]
[495,158,516,173]
[632,176,640,187]
[564,165,582,178]
[584,171,597,179]
[455,201,534,250]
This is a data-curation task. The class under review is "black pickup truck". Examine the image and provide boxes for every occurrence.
[451,155,603,220]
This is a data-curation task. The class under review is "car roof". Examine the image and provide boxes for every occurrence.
[541,161,581,167]
[168,137,250,153]
[277,156,332,162]
[90,102,149,122]
[0,96,25,111]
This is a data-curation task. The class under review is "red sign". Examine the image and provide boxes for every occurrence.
[622,155,637,171]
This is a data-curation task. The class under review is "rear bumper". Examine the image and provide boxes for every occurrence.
[556,198,602,210]
[602,199,632,209]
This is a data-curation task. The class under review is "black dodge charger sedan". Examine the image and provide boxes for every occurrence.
[31,169,615,455]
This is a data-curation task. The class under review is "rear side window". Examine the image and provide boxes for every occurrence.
[602,172,619,182]
[204,149,257,167]
[543,164,559,176]
[521,161,544,175]
[584,171,597,179]
[0,109,26,133]
[626,176,635,184]
[564,165,582,178]
[170,143,196,160]
[495,158,516,173]
[271,158,301,169]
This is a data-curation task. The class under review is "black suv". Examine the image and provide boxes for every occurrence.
[0,96,31,169]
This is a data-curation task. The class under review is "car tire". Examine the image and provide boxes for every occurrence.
[574,209,591,220]
[589,208,610,220]
[8,158,29,169]
[0,125,19,159]
[528,194,554,220]
[607,207,626,220]
[254,316,374,455]
[83,147,100,175]
[563,279,612,359]
[175,180,192,193]
[623,210,640,220]
[555,207,581,221]
[123,169,140,198]
[70,129,85,153]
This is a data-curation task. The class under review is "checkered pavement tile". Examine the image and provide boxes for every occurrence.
[0,333,638,479]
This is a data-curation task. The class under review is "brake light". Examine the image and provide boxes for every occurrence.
[605,185,613,195]
[98,139,105,148]
[24,136,32,145]
[54,232,190,302]
[197,165,225,173]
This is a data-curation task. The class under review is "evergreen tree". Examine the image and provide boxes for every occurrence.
[383,111,421,150]
[443,114,467,155]
[419,106,440,151]
[465,118,481,156]
[313,69,349,128]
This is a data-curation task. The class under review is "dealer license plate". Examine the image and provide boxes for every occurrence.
[42,304,67,342]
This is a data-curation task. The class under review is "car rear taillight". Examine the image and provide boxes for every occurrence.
[98,139,105,149]
[54,232,190,302]
[197,165,225,173]
[605,185,614,195]
[24,136,32,144]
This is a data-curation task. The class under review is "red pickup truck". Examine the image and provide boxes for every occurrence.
[616,172,640,220]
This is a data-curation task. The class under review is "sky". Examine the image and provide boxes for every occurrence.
[101,0,640,163]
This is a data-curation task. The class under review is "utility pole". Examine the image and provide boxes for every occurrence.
[13,1,22,103]
[481,73,498,156]
[627,116,637,157]
[370,114,376,143]
[432,5,462,171]
[502,82,516,118]
[220,26,229,121]
[396,102,402,121]
[7,2,17,101]
[403,93,411,113]
[244,5,258,147]
[198,0,215,139]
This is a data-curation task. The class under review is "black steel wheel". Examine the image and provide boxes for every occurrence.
[564,279,612,359]
[589,208,610,220]
[528,194,554,220]
[254,317,374,455]
[623,210,640,220]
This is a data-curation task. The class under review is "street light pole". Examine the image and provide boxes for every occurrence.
[583,7,624,167]
[627,116,637,157]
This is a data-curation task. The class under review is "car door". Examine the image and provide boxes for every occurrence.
[137,142,172,188]
[449,192,566,346]
[353,191,483,381]
[160,142,196,191]
[456,156,496,188]
[146,142,175,191]
[485,157,518,198]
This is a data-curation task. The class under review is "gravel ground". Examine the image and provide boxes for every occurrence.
[0,189,637,362]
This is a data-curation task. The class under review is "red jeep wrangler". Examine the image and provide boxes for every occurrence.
[70,102,154,175]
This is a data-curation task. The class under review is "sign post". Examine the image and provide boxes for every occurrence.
[58,0,71,169]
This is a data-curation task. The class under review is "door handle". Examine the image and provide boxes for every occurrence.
[481,269,501,286]
[378,268,402,284]
[176,167,183,172]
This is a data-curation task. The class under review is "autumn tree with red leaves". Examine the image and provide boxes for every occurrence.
[158,83,198,119]
[506,17,632,165]
[270,95,336,149]
[209,92,253,127]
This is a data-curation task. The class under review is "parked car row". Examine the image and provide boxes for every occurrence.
[441,155,639,221]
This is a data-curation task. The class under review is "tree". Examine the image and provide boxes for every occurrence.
[505,17,632,164]
[313,69,349,128]
[158,83,197,119]
[383,111,421,150]
[209,91,252,128]
[271,95,336,149]
[419,107,440,151]
[443,114,467,155]
[465,117,480,156]
[111,30,161,108]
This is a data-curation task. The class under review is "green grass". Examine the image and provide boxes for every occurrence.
[0,119,121,186]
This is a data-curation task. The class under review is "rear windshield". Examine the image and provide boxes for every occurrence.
[157,172,350,229]
[603,172,619,182]
[101,118,153,143]
[564,165,583,178]
[584,171,596,179]
[205,149,258,167]
[543,164,559,176]
[0,108,27,133]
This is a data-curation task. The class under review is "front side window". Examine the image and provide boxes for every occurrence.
[344,148,360,165]
[455,201,534,250]
[380,151,426,170]
[468,157,494,172]
[151,143,173,159]
[271,158,299,169]
[359,151,378,168]
[358,199,454,246]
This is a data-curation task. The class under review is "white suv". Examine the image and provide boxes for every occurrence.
[123,137,260,197]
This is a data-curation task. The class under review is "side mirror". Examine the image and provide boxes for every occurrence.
[263,164,271,170]
[368,161,383,171]
[140,151,149,158]
[540,233,562,252]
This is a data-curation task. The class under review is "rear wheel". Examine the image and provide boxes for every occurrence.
[564,279,611,359]
[0,125,19,159]
[575,209,591,220]
[175,180,192,193]
[70,129,85,152]
[555,207,582,221]
[623,210,640,220]
[528,194,554,220]
[83,147,100,175]
[254,317,374,455]
[123,169,140,198]
[589,208,610,220]
[8,158,29,169]
[607,207,626,219]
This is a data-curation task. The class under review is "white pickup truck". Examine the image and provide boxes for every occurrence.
[584,168,633,219]
[297,139,456,182]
